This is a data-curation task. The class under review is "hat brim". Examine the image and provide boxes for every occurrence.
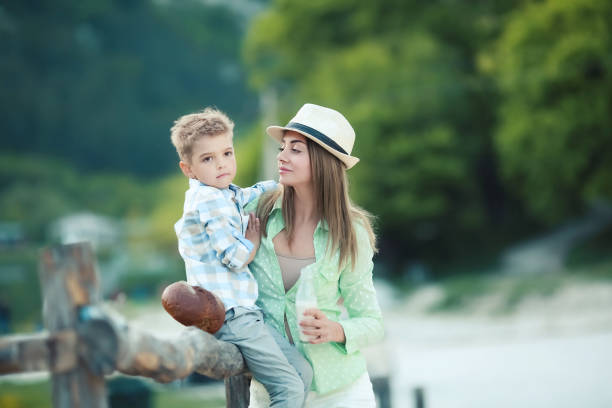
[266,125,359,170]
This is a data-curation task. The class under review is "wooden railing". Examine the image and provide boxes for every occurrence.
[0,242,252,408]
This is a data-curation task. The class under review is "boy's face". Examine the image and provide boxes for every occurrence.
[179,132,236,189]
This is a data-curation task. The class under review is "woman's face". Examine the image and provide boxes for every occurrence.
[277,131,312,187]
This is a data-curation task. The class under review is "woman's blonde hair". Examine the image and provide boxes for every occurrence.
[257,138,377,270]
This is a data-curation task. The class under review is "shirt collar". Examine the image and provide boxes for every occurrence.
[189,178,239,193]
[188,178,201,188]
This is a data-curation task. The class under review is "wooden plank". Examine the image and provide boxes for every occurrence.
[0,301,247,383]
[0,330,77,374]
[104,310,246,382]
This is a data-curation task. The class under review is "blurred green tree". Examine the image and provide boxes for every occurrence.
[244,0,522,269]
[0,154,153,242]
[494,0,612,223]
[0,0,257,176]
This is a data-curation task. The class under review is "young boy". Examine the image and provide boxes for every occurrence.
[170,107,312,407]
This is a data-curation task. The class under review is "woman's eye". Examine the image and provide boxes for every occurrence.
[278,145,300,153]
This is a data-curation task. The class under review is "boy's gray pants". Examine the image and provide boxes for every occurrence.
[215,307,313,408]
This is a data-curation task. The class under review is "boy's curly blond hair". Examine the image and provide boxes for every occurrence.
[170,107,234,162]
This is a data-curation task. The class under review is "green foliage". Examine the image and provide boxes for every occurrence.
[0,378,225,408]
[566,225,612,271]
[0,153,153,241]
[0,380,52,408]
[244,0,612,271]
[233,122,266,188]
[299,35,480,232]
[244,0,522,265]
[0,248,41,331]
[501,274,562,310]
[155,387,225,408]
[0,0,257,176]
[148,172,188,251]
[430,274,494,311]
[494,0,612,223]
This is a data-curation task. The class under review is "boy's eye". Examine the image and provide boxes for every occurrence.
[225,151,233,157]
[202,157,212,162]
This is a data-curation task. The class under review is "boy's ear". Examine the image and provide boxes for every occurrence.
[179,161,194,178]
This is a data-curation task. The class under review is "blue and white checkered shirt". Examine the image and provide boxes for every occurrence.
[175,178,278,310]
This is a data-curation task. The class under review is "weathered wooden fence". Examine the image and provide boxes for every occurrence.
[0,242,393,408]
[0,242,252,407]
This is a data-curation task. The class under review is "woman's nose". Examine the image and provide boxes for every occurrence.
[277,149,287,162]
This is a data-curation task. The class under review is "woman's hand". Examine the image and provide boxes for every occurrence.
[300,308,346,344]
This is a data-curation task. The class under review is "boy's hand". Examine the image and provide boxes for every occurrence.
[245,213,261,247]
[245,213,261,264]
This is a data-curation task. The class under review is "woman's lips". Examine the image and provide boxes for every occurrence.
[279,167,291,174]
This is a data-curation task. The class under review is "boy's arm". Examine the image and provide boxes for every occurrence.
[236,180,278,207]
[197,200,254,272]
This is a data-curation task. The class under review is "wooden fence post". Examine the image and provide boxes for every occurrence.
[0,242,254,408]
[39,243,107,408]
[371,376,391,408]
[413,386,426,408]
[225,374,251,408]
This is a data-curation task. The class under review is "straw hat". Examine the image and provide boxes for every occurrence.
[266,103,359,169]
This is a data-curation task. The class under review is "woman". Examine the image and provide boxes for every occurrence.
[246,103,384,407]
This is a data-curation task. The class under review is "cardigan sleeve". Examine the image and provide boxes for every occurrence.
[336,223,384,355]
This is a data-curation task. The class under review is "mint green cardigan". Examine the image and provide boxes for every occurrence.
[246,197,384,394]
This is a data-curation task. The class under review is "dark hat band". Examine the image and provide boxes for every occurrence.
[286,122,348,155]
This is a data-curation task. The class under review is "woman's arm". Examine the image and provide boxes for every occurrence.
[300,224,384,351]
[335,224,384,354]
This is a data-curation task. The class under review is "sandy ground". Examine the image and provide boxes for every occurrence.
[370,279,612,408]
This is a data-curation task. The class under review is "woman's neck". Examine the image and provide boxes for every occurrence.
[292,184,318,225]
